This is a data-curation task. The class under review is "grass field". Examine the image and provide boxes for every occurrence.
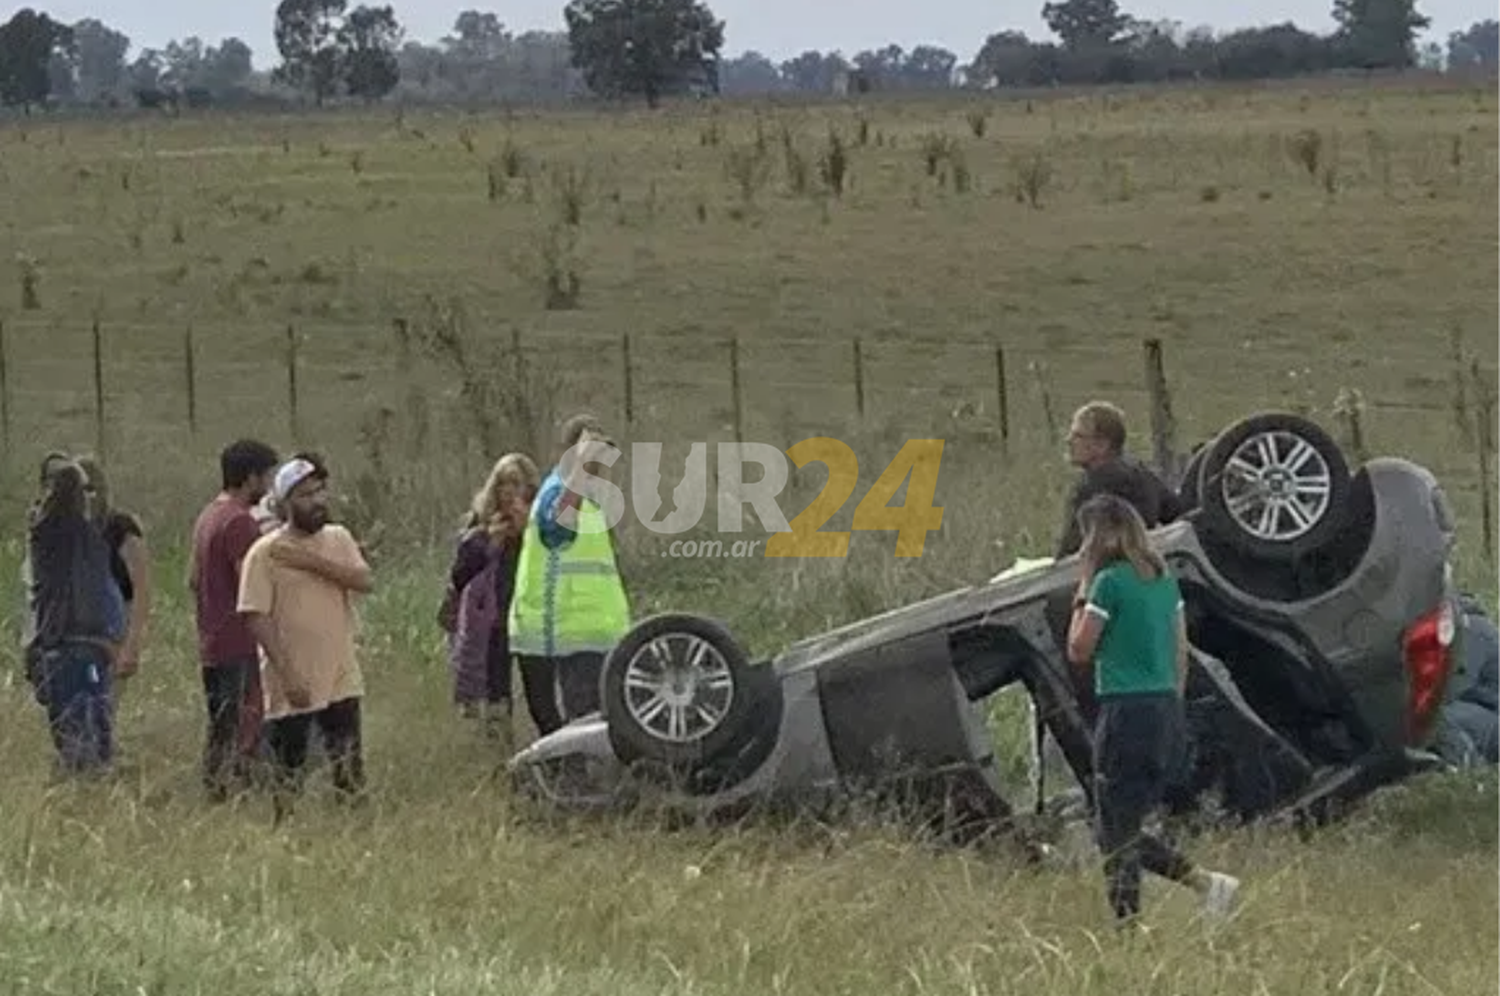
[0,76,1496,994]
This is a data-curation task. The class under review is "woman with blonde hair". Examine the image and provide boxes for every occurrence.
[1066,492,1240,926]
[439,452,540,741]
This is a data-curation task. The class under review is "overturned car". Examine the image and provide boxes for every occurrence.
[508,412,1467,838]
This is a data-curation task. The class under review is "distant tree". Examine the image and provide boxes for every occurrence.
[162,36,206,89]
[47,41,76,101]
[904,44,957,87]
[1212,23,1332,79]
[968,30,1040,86]
[1041,0,1130,49]
[0,8,74,110]
[510,30,580,99]
[1331,0,1430,69]
[71,18,130,101]
[274,0,346,103]
[851,43,904,88]
[205,37,255,93]
[1447,19,1498,70]
[437,10,510,97]
[779,49,847,92]
[563,0,725,107]
[219,38,254,74]
[719,50,783,93]
[447,9,508,59]
[127,48,165,90]
[339,5,402,101]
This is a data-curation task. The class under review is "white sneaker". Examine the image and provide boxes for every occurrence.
[1202,872,1241,918]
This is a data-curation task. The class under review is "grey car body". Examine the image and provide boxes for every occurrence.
[509,413,1465,836]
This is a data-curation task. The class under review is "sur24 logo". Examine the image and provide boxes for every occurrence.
[554,437,946,558]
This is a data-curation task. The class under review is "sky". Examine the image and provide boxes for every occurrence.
[4,0,1492,68]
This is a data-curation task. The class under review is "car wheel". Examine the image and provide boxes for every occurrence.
[1196,412,1351,562]
[600,613,772,779]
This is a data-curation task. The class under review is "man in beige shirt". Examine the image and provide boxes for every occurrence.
[238,453,373,823]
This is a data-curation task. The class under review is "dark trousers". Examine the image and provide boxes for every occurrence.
[1092,692,1196,921]
[264,697,364,822]
[484,634,513,704]
[517,652,604,737]
[34,643,113,774]
[202,659,260,800]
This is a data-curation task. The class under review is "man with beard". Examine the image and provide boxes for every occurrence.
[237,453,373,823]
[190,438,281,802]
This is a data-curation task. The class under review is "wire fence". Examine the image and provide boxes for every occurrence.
[0,313,1493,555]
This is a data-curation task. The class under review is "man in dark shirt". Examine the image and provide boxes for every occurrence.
[1055,401,1184,558]
[189,439,280,801]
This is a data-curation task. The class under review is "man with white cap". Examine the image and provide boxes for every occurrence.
[237,452,373,822]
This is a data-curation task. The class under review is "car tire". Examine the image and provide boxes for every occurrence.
[1196,412,1351,562]
[600,613,772,780]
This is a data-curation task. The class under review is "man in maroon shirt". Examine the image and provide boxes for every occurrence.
[189,439,280,802]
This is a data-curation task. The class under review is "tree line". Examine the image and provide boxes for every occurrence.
[0,0,1495,114]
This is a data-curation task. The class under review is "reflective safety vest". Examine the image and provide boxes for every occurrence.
[508,494,631,659]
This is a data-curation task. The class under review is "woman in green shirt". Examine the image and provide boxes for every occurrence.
[1066,493,1240,925]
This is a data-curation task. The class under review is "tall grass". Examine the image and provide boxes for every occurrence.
[0,532,1492,994]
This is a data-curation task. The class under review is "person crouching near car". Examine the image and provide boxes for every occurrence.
[23,457,127,777]
[237,454,374,824]
[1066,493,1240,927]
[509,414,632,736]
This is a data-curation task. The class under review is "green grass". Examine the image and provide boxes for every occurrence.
[0,78,1496,994]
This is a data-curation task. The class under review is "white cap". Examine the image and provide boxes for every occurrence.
[272,457,318,502]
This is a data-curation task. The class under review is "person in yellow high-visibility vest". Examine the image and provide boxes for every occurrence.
[509,414,631,736]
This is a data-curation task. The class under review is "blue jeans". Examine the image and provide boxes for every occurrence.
[34,643,114,773]
[1092,692,1196,920]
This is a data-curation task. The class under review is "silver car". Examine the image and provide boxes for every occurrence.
[509,412,1465,838]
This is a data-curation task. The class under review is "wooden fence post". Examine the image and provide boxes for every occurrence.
[1029,359,1059,447]
[729,336,744,443]
[1142,337,1181,487]
[1333,387,1369,465]
[1471,359,1495,563]
[285,324,300,445]
[852,337,865,418]
[184,325,198,435]
[622,333,634,427]
[0,319,10,460]
[92,318,105,458]
[1449,325,1471,445]
[392,316,410,368]
[995,345,1010,447]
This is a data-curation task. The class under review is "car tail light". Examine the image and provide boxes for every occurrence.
[1402,601,1456,745]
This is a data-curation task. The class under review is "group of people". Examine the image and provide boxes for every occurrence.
[436,412,633,744]
[19,412,634,825]
[55,397,1500,927]
[16,401,1225,925]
